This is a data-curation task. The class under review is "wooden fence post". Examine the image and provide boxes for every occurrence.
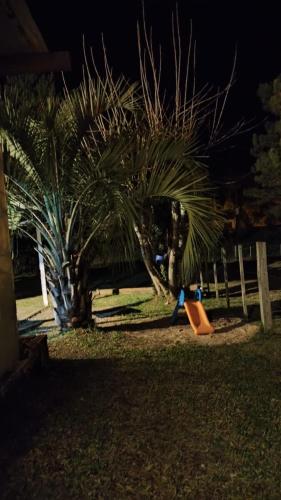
[238,244,248,319]
[199,270,204,290]
[36,228,48,307]
[221,247,230,308]
[256,241,272,331]
[213,261,219,299]
[204,259,210,293]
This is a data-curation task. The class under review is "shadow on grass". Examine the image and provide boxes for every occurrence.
[96,300,280,335]
[222,281,259,297]
[207,281,259,299]
[213,319,248,334]
[208,305,248,319]
[97,314,251,335]
[96,301,255,334]
[209,300,281,322]
[18,319,45,334]
[98,315,178,332]
[215,275,281,298]
[93,298,152,316]
[0,357,114,492]
[94,307,141,318]
[1,334,280,499]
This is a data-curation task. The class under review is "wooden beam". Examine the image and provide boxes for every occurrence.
[0,51,71,75]
[0,0,48,54]
[238,244,248,319]
[7,0,48,52]
[256,241,272,331]
[0,147,19,377]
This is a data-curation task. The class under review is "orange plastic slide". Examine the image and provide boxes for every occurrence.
[183,300,214,335]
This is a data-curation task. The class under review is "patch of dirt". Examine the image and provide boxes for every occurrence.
[25,289,259,348]
[96,314,259,348]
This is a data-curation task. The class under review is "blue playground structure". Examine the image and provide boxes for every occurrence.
[171,285,203,326]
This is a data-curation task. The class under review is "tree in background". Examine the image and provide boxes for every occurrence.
[248,75,281,221]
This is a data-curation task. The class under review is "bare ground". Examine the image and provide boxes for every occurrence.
[17,286,260,347]
[95,315,259,348]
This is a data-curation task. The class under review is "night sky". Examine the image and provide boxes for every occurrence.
[26,0,280,179]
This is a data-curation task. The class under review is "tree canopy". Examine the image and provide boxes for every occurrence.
[0,12,242,325]
[248,75,281,220]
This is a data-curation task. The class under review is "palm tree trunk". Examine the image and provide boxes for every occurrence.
[47,273,71,330]
[39,239,93,330]
[167,202,188,298]
[168,201,180,298]
[47,260,92,330]
[69,253,92,328]
[134,223,169,297]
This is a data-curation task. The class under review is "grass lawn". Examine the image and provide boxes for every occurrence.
[2,283,280,498]
[16,295,48,321]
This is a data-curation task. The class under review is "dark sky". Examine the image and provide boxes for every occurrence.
[26,0,280,178]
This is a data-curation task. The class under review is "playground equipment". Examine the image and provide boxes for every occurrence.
[171,286,214,334]
[194,285,203,302]
[171,288,187,325]
[184,300,214,335]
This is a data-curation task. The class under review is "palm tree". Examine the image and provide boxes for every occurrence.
[0,71,138,329]
[130,11,245,297]
[116,136,222,297]
[0,20,234,326]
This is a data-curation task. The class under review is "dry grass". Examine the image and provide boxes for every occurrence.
[4,280,281,499]
[1,327,281,499]
[16,295,48,321]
